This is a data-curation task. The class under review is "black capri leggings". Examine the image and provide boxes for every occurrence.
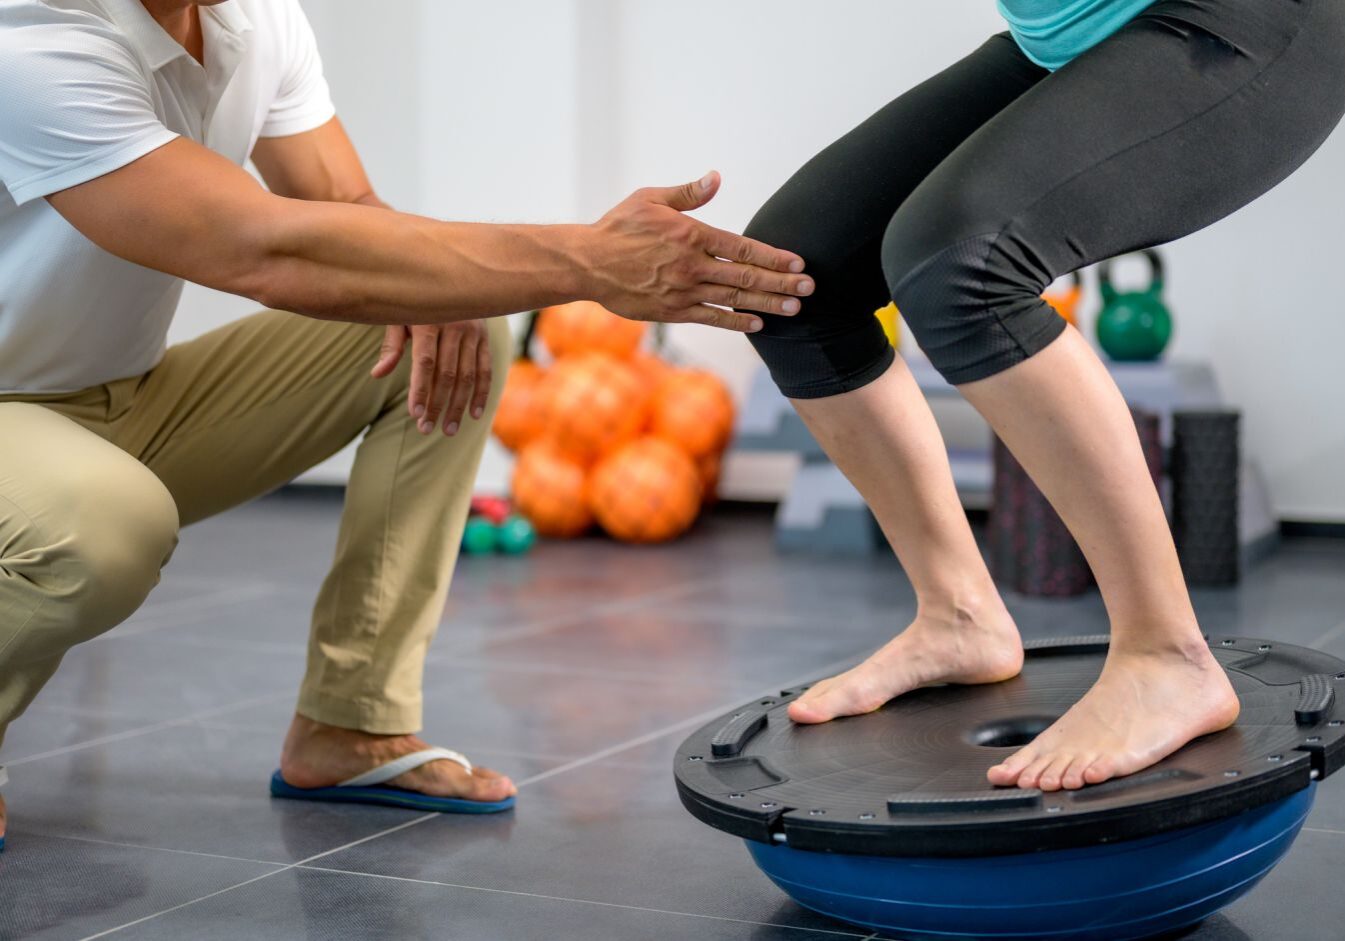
[746,0,1345,396]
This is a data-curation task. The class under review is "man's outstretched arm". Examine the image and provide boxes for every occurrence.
[47,135,812,334]
[250,116,496,434]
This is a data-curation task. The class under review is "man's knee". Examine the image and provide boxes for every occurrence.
[60,463,179,638]
[882,212,1065,385]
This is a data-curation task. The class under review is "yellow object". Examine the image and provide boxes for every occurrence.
[1042,285,1082,326]
[0,309,510,740]
[875,303,902,349]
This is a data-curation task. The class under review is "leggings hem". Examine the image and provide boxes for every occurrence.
[940,313,1068,386]
[774,344,896,400]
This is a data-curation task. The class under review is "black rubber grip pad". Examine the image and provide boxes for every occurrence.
[1295,674,1336,726]
[1021,635,1112,656]
[888,790,1044,815]
[711,710,768,758]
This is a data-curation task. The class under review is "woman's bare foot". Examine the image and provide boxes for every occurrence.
[279,715,516,803]
[788,594,1024,724]
[987,641,1240,792]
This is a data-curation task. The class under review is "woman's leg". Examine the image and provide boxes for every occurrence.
[743,35,1048,718]
[793,0,1345,789]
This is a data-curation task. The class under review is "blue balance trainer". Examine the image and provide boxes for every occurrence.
[674,636,1345,940]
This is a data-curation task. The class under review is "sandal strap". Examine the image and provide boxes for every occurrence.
[338,747,472,788]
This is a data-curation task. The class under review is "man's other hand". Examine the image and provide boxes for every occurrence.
[370,321,492,435]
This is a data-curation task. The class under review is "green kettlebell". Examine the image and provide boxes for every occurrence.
[1096,249,1173,362]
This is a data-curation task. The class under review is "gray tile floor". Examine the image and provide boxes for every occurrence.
[2,490,1344,940]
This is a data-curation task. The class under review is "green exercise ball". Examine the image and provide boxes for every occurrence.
[1095,249,1173,362]
[496,515,537,555]
[462,516,498,555]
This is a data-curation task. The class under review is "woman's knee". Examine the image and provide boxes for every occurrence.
[882,211,1065,385]
[743,188,895,400]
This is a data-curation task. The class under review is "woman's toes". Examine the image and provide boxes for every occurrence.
[788,672,875,724]
[1037,755,1074,792]
[787,697,829,724]
[1082,756,1115,785]
[1060,755,1092,790]
[1018,755,1055,790]
[986,748,1035,786]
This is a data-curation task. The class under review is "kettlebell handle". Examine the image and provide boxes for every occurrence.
[1098,249,1165,302]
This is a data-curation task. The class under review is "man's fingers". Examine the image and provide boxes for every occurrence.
[646,171,719,212]
[695,284,802,317]
[442,331,479,436]
[424,328,464,433]
[470,330,493,421]
[701,260,813,303]
[371,325,408,378]
[672,304,764,334]
[701,225,805,274]
[408,327,438,425]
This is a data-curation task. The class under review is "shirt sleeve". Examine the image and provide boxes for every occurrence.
[259,0,337,138]
[0,21,179,206]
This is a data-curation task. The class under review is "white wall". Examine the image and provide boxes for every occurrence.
[170,0,1345,521]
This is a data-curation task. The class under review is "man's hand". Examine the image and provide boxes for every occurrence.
[47,136,815,332]
[582,171,814,334]
[370,321,492,435]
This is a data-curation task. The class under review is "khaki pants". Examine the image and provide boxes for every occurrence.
[0,310,510,758]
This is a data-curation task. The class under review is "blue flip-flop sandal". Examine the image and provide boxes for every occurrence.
[270,747,515,814]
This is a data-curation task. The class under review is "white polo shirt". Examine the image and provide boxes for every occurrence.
[0,0,335,394]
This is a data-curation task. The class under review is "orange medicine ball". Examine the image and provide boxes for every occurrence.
[648,369,736,459]
[492,359,548,453]
[628,350,674,397]
[511,441,592,538]
[588,437,703,544]
[537,300,647,360]
[539,353,650,464]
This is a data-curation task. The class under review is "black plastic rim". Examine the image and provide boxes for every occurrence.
[675,636,1345,857]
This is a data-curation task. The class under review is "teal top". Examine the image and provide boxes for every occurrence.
[998,0,1158,70]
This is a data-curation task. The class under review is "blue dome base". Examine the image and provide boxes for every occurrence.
[747,784,1314,940]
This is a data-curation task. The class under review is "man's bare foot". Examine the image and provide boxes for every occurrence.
[788,596,1024,724]
[987,641,1241,792]
[1,792,7,846]
[279,715,516,803]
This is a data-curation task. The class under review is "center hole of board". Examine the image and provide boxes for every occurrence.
[967,715,1059,749]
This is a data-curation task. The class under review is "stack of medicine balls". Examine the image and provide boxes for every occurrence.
[493,301,736,544]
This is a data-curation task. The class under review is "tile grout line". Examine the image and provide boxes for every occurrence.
[296,863,872,938]
[1303,826,1345,837]
[24,829,290,868]
[1309,618,1345,650]
[7,574,736,771]
[76,654,862,940]
[4,691,295,767]
[429,573,733,656]
[77,868,290,941]
[86,583,282,644]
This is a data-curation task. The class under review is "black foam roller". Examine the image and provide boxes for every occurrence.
[1172,410,1240,586]
[988,408,1162,597]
